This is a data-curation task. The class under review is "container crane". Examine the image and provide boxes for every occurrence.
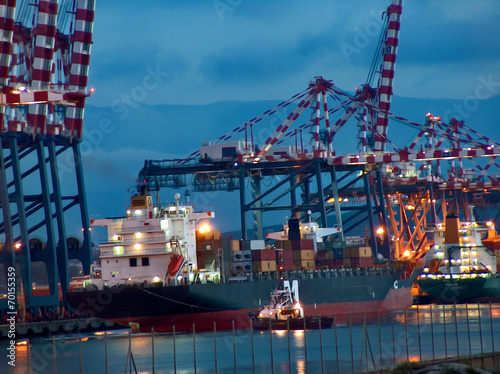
[0,0,96,319]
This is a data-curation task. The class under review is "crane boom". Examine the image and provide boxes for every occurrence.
[373,0,403,152]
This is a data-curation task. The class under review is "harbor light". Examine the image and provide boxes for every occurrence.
[403,250,410,257]
[199,223,211,234]
[153,276,160,283]
[135,232,142,238]
[376,227,384,235]
[134,243,141,250]
[15,242,22,250]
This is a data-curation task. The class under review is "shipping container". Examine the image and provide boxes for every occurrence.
[231,263,244,274]
[333,258,343,267]
[291,239,314,250]
[252,248,276,261]
[343,258,352,268]
[253,260,277,273]
[316,242,325,252]
[232,250,243,262]
[299,259,315,270]
[301,239,315,250]
[242,250,252,261]
[351,257,373,268]
[250,240,266,250]
[316,251,327,261]
[228,240,240,251]
[292,249,314,261]
[276,249,293,260]
[241,240,251,251]
[325,251,334,260]
[342,248,351,258]
[332,241,347,249]
[242,261,253,272]
[277,258,294,271]
[350,246,372,258]
[316,259,326,268]
[334,248,343,259]
[325,259,335,268]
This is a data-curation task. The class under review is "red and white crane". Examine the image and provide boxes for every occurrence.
[0,0,95,138]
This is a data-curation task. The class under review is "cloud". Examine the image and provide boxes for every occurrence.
[82,147,179,185]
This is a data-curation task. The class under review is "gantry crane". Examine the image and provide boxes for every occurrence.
[0,0,95,317]
[139,0,500,262]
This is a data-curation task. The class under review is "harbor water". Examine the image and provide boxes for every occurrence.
[2,303,500,374]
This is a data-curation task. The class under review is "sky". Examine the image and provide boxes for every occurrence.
[87,0,500,107]
[73,0,500,236]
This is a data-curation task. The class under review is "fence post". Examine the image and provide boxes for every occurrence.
[152,327,155,374]
[53,335,57,374]
[232,320,237,374]
[250,318,255,374]
[454,303,460,357]
[378,310,382,370]
[27,339,31,374]
[490,301,496,368]
[79,333,83,374]
[319,317,324,374]
[417,305,422,362]
[430,304,435,360]
[173,325,177,374]
[269,319,274,374]
[349,312,354,374]
[193,323,197,374]
[303,316,308,374]
[334,313,339,374]
[477,302,484,368]
[287,318,291,374]
[391,312,396,367]
[466,303,472,360]
[404,308,409,362]
[443,304,448,359]
[214,322,218,374]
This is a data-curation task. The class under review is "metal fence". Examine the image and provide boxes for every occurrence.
[7,302,500,374]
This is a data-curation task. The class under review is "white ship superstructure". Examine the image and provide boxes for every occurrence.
[90,193,214,288]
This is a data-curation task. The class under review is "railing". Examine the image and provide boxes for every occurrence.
[12,303,500,374]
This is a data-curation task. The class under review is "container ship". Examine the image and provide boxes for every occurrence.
[415,212,500,304]
[66,191,415,333]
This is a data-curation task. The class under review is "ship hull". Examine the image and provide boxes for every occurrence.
[67,271,412,332]
[416,276,500,304]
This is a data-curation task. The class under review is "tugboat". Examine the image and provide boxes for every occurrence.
[249,286,333,330]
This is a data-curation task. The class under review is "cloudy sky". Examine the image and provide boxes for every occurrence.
[88,0,500,107]
[73,0,500,235]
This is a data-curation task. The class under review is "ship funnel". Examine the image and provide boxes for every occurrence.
[288,218,300,240]
[444,213,460,245]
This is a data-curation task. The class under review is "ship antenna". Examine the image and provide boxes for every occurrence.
[174,193,181,215]
[469,205,476,223]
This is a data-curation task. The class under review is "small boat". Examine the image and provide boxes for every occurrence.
[249,286,333,330]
